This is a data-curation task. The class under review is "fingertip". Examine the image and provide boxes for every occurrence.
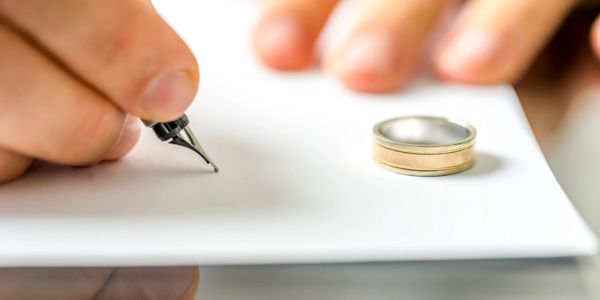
[103,116,141,161]
[591,15,600,59]
[334,61,406,94]
[328,32,408,93]
[433,30,509,84]
[253,16,313,71]
[433,0,575,85]
[127,7,201,122]
[140,69,198,122]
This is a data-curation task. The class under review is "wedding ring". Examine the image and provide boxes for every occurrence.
[373,116,476,176]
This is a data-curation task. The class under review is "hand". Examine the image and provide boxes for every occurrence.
[252,0,599,92]
[515,5,600,145]
[0,0,199,183]
[0,266,199,300]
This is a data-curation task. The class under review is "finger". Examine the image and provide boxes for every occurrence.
[434,0,577,84]
[253,0,339,70]
[591,13,600,59]
[0,148,32,183]
[326,0,449,93]
[103,115,142,161]
[0,267,113,300]
[0,0,199,122]
[94,267,200,300]
[0,25,126,165]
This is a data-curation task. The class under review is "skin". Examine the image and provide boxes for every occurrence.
[0,0,200,298]
[0,0,599,298]
[516,4,600,146]
[0,0,199,183]
[253,0,600,91]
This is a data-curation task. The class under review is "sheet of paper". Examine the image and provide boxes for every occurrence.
[0,1,595,267]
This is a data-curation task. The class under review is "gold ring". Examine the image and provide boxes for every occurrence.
[373,116,476,176]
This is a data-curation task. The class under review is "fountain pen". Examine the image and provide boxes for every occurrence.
[143,114,219,172]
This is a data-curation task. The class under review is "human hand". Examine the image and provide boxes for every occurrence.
[0,0,199,183]
[253,0,599,93]
[515,4,600,145]
[0,266,199,300]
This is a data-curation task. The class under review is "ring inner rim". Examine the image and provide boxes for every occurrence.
[373,116,476,152]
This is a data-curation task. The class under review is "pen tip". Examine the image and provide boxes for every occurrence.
[210,162,220,173]
[169,126,220,172]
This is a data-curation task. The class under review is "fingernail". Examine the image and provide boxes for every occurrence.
[337,32,401,92]
[437,30,501,80]
[141,267,198,300]
[141,70,197,120]
[254,17,311,70]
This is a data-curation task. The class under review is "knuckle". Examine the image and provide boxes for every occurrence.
[87,17,138,75]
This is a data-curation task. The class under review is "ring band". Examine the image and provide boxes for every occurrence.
[373,116,476,176]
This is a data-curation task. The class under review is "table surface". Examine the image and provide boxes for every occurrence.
[194,90,600,300]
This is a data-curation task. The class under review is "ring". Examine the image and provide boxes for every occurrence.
[373,116,476,176]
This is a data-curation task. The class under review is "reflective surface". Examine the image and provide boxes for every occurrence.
[375,116,474,146]
[0,267,199,300]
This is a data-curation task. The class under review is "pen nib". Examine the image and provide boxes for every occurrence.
[169,125,220,172]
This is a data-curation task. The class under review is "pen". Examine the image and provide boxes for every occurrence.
[143,114,219,172]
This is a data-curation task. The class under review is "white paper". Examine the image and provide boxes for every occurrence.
[0,1,595,267]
